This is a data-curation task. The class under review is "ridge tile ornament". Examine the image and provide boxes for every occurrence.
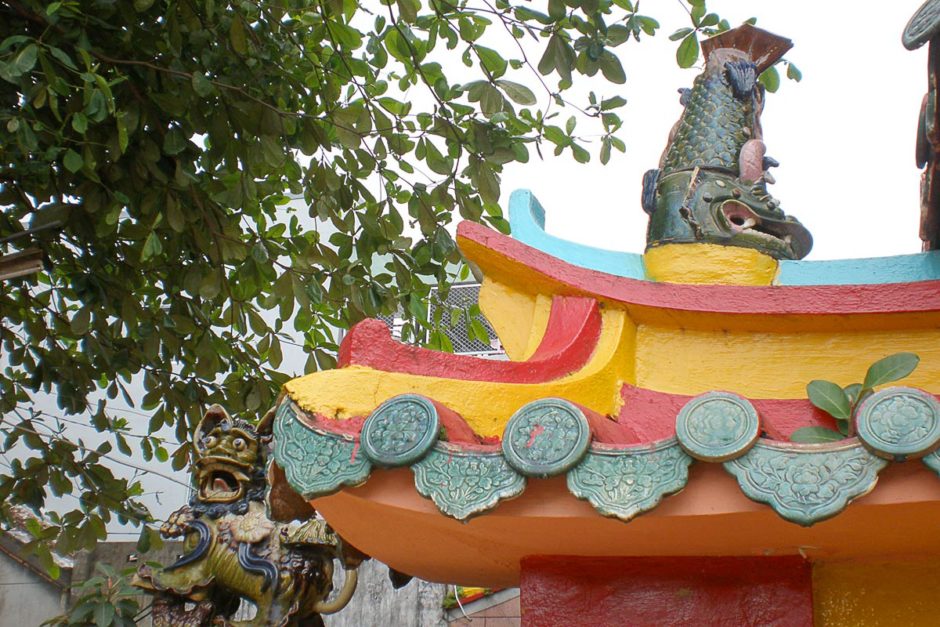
[502,398,592,478]
[856,387,940,461]
[641,24,812,259]
[360,394,440,467]
[567,439,692,522]
[272,400,371,499]
[413,443,526,521]
[724,440,888,526]
[675,391,760,461]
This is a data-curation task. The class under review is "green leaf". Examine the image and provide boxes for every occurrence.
[599,51,626,84]
[806,379,852,420]
[163,127,188,155]
[863,352,920,389]
[12,44,38,76]
[476,45,508,79]
[133,0,155,11]
[600,95,626,111]
[94,602,115,627]
[140,232,162,262]
[71,112,88,134]
[758,66,780,93]
[396,0,419,23]
[230,17,248,55]
[70,306,91,335]
[136,526,151,553]
[63,149,83,173]
[786,62,802,82]
[676,34,699,69]
[496,80,536,105]
[790,426,845,443]
[843,383,864,407]
[191,73,213,97]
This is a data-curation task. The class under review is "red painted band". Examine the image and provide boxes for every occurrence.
[337,296,602,384]
[520,555,813,627]
[457,220,940,316]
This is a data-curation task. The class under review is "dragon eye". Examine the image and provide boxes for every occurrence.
[233,437,247,451]
[204,435,218,448]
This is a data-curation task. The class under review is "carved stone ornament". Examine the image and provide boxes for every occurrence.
[272,400,372,499]
[855,386,940,461]
[501,398,591,478]
[413,443,526,521]
[675,391,760,462]
[360,394,440,467]
[724,439,888,526]
[567,438,692,522]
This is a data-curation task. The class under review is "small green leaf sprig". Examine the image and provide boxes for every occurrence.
[791,353,920,443]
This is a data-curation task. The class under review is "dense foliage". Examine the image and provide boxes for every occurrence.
[0,0,794,573]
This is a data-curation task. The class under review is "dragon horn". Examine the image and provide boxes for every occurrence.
[312,567,359,615]
[701,23,793,73]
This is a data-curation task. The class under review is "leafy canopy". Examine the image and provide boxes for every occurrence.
[0,0,794,571]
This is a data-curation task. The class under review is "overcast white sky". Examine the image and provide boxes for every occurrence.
[500,1,929,260]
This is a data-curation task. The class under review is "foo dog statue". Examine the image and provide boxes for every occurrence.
[133,406,358,627]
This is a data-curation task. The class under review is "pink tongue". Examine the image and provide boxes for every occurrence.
[214,478,229,491]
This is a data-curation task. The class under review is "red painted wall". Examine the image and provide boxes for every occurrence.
[520,556,812,626]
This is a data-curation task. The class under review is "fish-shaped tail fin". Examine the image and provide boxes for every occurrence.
[702,23,793,72]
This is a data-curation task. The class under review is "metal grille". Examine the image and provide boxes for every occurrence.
[429,283,502,356]
[374,283,503,356]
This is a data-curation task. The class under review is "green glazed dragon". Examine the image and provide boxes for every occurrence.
[133,406,359,627]
[642,24,812,260]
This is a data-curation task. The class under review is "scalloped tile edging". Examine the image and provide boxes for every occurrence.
[272,386,940,527]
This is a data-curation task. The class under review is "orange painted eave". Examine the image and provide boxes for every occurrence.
[313,463,940,588]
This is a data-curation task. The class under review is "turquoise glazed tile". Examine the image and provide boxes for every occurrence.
[724,439,887,526]
[675,391,760,462]
[856,386,940,461]
[413,443,525,521]
[502,398,591,478]
[361,394,440,467]
[272,400,372,499]
[567,438,692,522]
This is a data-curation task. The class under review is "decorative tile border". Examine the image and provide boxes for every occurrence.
[272,400,371,499]
[414,443,525,521]
[273,387,940,527]
[724,440,888,526]
[567,438,692,522]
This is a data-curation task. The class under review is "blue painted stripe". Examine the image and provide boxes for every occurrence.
[508,189,940,286]
[776,253,940,285]
[508,189,647,280]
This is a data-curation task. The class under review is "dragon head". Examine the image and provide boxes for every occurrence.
[191,406,267,518]
[704,174,812,260]
[647,170,812,260]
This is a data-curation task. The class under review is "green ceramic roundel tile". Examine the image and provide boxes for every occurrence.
[360,394,440,467]
[676,391,760,462]
[856,387,940,461]
[502,398,591,478]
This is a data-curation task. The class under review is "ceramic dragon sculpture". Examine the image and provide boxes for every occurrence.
[133,406,358,627]
[642,24,812,260]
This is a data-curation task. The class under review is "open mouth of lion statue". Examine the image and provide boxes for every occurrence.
[197,460,250,503]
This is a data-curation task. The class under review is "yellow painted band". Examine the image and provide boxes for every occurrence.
[477,278,553,362]
[644,243,778,286]
[285,309,633,438]
[635,325,940,397]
